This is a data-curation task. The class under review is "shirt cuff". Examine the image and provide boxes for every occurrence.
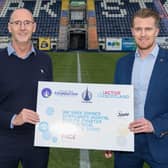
[10,114,16,129]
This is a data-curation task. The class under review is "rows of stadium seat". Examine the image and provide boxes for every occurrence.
[0,0,168,40]
[95,0,168,38]
[0,0,61,38]
[34,0,61,38]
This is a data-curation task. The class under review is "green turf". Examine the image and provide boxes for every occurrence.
[49,52,77,82]
[79,52,126,83]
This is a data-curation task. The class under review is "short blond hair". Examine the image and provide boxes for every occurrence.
[131,8,160,28]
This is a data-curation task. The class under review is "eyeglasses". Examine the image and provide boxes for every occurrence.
[10,20,34,27]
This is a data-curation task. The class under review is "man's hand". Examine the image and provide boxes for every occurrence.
[104,151,113,159]
[12,108,40,126]
[129,118,154,133]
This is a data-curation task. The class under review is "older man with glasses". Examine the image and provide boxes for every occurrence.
[0,8,53,168]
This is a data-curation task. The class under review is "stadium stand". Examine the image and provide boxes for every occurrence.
[0,0,61,38]
[95,0,168,39]
[0,0,168,50]
[0,0,6,14]
[34,0,61,38]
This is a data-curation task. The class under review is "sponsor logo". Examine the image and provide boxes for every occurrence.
[41,88,52,98]
[97,90,129,99]
[54,90,78,96]
[82,87,92,103]
[117,111,129,117]
[38,121,49,132]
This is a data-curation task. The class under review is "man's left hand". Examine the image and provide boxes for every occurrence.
[129,118,154,133]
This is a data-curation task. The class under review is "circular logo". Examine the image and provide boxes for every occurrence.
[38,121,49,132]
[41,88,52,98]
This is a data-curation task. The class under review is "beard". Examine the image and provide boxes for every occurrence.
[137,44,154,50]
[135,39,156,51]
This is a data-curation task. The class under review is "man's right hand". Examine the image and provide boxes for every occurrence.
[104,151,113,159]
[12,108,40,126]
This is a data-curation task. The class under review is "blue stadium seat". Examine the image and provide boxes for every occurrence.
[95,0,168,38]
[0,0,61,38]
[0,0,168,40]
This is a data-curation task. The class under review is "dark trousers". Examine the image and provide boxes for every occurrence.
[0,131,49,168]
[114,134,168,168]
